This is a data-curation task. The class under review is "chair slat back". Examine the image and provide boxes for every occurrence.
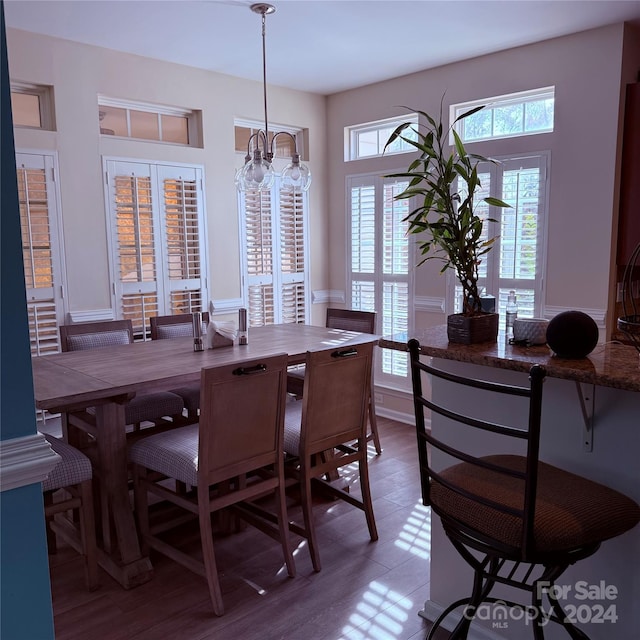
[326,308,376,334]
[198,353,288,486]
[60,320,134,352]
[300,342,373,456]
[150,313,210,340]
[408,338,546,556]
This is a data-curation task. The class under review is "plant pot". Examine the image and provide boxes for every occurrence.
[447,312,499,345]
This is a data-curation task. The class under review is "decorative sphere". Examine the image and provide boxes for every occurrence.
[546,311,599,358]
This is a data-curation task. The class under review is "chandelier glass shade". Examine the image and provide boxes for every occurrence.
[236,3,311,193]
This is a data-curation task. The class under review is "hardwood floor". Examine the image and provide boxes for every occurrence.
[47,417,448,640]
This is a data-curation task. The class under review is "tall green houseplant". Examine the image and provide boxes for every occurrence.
[385,102,510,316]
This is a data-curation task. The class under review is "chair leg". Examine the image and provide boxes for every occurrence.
[299,461,321,572]
[367,396,382,455]
[133,466,151,556]
[275,480,296,578]
[78,479,100,591]
[358,442,378,541]
[198,490,225,616]
[43,492,57,553]
[543,580,591,640]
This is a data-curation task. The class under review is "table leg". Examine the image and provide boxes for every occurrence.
[94,402,153,588]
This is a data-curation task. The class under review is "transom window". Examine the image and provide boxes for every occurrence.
[234,120,308,160]
[346,114,419,161]
[451,87,555,144]
[11,82,55,130]
[98,96,201,147]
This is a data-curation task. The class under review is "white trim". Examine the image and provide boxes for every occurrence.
[68,308,115,324]
[311,289,346,304]
[544,306,606,329]
[415,296,446,314]
[420,600,505,640]
[98,95,192,118]
[0,433,60,493]
[209,297,244,315]
[375,405,414,425]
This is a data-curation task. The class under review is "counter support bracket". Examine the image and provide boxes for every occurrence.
[575,382,595,452]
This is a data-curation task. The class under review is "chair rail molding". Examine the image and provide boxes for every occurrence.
[544,305,606,329]
[311,289,346,304]
[415,296,446,314]
[0,433,60,492]
[209,297,244,315]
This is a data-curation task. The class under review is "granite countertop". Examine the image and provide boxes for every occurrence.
[379,325,640,392]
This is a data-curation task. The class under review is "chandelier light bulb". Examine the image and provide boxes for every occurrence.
[282,154,312,192]
[240,149,275,191]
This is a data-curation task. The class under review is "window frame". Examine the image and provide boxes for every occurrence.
[347,171,415,391]
[238,172,310,326]
[103,157,209,337]
[450,86,555,144]
[11,82,55,131]
[98,96,202,147]
[345,114,419,161]
[448,152,550,325]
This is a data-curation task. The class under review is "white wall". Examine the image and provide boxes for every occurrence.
[7,27,328,323]
[327,24,629,338]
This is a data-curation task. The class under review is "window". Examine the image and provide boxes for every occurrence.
[98,97,201,146]
[239,178,309,326]
[234,122,307,160]
[11,82,55,130]
[452,154,549,326]
[346,114,419,161]
[16,151,66,355]
[348,174,412,386]
[104,159,208,336]
[451,87,555,144]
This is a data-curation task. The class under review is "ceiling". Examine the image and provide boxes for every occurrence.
[5,0,640,95]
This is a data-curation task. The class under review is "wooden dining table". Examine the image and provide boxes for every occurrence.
[31,322,379,588]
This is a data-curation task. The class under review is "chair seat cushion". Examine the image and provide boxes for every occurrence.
[169,385,200,412]
[42,434,92,491]
[432,455,640,555]
[283,400,303,456]
[129,423,199,486]
[87,391,184,425]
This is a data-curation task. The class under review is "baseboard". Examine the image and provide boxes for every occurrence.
[420,600,506,640]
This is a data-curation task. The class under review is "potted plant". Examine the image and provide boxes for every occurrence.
[384,99,510,344]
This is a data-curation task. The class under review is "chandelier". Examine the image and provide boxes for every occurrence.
[236,3,312,193]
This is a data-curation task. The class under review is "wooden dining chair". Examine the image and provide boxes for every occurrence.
[149,313,210,420]
[129,353,295,615]
[59,320,186,431]
[287,308,381,454]
[408,339,640,639]
[42,433,100,591]
[283,341,378,572]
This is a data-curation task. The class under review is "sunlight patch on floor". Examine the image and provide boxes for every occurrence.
[339,581,414,639]
[394,501,431,560]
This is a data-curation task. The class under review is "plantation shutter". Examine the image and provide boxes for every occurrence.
[16,152,65,355]
[348,175,411,382]
[158,165,206,314]
[105,159,207,336]
[475,155,547,320]
[381,179,410,377]
[279,188,306,324]
[241,177,308,326]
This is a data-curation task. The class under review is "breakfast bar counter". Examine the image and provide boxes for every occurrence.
[379,324,640,392]
[382,325,640,639]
